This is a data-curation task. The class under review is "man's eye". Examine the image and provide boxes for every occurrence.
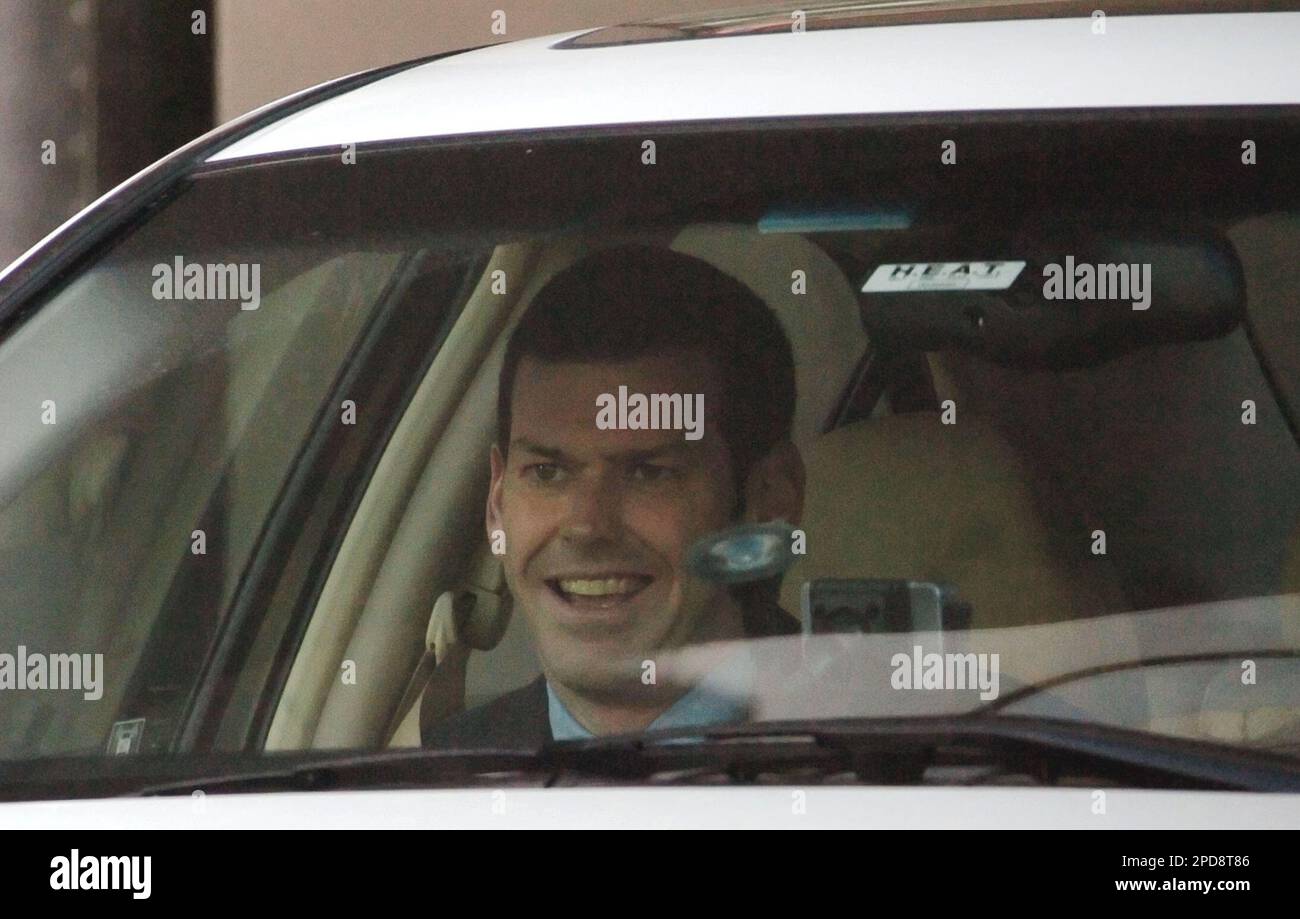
[525,463,564,483]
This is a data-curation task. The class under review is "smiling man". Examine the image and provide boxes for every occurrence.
[422,245,804,747]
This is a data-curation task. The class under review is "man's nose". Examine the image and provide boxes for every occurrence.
[561,472,624,542]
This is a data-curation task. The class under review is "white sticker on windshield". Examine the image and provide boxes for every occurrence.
[862,261,1026,293]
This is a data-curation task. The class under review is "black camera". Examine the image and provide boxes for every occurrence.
[801,578,972,635]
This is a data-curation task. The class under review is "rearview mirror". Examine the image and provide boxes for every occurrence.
[857,219,1245,368]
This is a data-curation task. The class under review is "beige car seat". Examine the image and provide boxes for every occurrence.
[780,412,1129,628]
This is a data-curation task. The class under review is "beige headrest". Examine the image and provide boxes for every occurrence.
[780,413,1125,629]
[671,224,867,444]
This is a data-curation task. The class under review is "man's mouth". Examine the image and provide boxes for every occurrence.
[546,574,653,609]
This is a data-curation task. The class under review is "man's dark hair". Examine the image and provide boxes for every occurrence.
[497,244,797,499]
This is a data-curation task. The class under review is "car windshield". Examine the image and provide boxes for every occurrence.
[0,112,1297,797]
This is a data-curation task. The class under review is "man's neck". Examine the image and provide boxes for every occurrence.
[548,679,687,736]
[546,593,747,736]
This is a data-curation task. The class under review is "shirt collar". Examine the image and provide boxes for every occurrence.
[545,648,755,741]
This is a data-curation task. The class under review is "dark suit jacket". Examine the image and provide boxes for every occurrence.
[421,591,798,749]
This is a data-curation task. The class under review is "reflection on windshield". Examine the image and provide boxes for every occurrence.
[649,594,1300,757]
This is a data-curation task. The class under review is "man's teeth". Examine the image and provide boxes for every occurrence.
[558,577,644,597]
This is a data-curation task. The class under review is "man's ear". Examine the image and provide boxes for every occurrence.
[487,443,506,538]
[740,440,805,526]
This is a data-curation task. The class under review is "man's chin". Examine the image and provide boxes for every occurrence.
[540,642,651,696]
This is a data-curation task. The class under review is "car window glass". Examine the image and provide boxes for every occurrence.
[0,115,1296,796]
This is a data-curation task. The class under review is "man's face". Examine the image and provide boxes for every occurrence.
[488,348,739,697]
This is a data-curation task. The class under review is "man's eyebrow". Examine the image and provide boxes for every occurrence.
[510,439,572,462]
[509,439,693,463]
[606,443,693,462]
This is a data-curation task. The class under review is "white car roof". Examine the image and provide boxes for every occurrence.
[209,10,1300,163]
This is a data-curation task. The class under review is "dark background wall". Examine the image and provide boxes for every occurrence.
[0,1,214,268]
[0,0,745,271]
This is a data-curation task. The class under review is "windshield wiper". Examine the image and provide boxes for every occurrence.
[551,716,1300,791]
[125,715,1300,797]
